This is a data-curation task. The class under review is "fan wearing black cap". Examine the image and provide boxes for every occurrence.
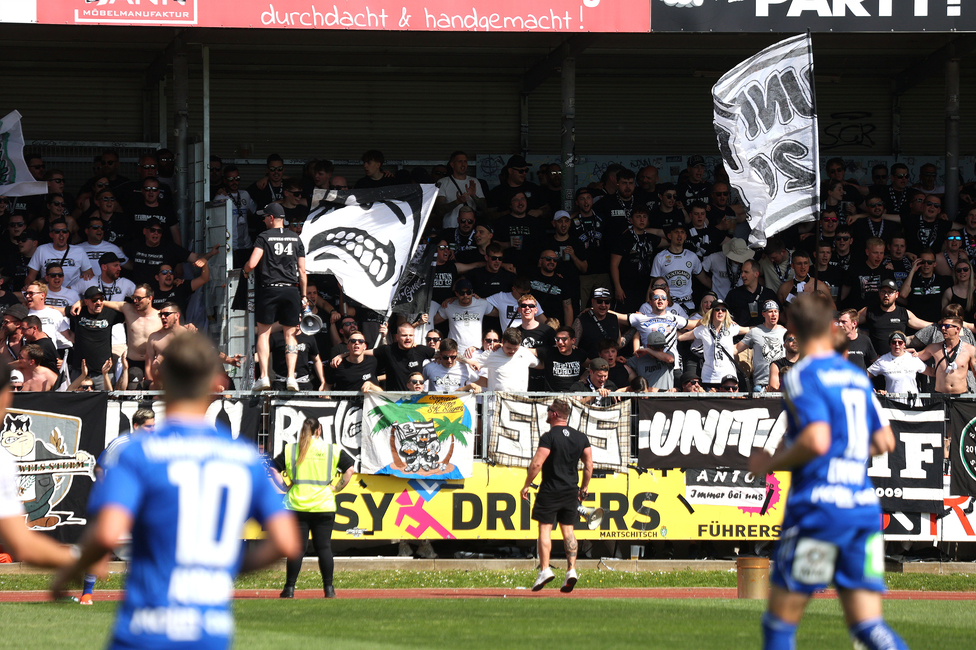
[68,286,124,390]
[123,217,214,287]
[485,155,547,219]
[676,155,712,209]
[568,357,618,406]
[677,370,705,393]
[71,252,136,302]
[857,278,931,355]
[244,202,308,392]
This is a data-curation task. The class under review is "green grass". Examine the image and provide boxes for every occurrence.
[0,598,969,650]
[1,568,973,592]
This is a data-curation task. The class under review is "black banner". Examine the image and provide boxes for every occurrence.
[269,397,364,465]
[869,402,944,513]
[4,393,107,543]
[105,397,263,447]
[652,0,966,33]
[391,241,437,317]
[949,400,976,498]
[636,397,786,469]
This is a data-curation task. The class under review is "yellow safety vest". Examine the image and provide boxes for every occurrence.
[283,438,340,513]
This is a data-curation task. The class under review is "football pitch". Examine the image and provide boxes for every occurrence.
[1,596,968,649]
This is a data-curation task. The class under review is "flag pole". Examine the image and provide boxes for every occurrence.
[806,29,825,294]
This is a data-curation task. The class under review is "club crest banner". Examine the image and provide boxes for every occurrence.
[2,392,106,542]
[712,33,820,247]
[487,393,630,473]
[362,392,476,480]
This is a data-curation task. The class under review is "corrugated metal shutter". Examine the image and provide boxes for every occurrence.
[898,75,976,156]
[202,69,521,166]
[4,70,145,142]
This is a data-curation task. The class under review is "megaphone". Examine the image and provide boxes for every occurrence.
[300,311,323,336]
[577,505,604,530]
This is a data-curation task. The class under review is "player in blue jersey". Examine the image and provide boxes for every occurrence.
[750,293,909,650]
[53,332,301,649]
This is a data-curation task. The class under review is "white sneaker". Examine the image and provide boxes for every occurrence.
[252,377,271,391]
[286,377,300,392]
[560,568,578,593]
[531,566,555,591]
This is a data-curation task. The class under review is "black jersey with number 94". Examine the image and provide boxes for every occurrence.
[254,228,305,285]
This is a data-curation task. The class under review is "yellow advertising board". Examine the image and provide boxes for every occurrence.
[248,463,789,541]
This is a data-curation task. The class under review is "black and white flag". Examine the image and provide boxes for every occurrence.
[712,33,820,247]
[391,239,437,317]
[301,184,436,312]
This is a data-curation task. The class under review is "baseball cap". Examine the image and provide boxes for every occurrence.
[879,279,898,292]
[762,300,780,312]
[9,370,23,384]
[98,252,122,266]
[679,370,701,385]
[720,375,739,386]
[575,187,593,200]
[711,299,728,311]
[263,203,286,219]
[143,217,163,229]
[646,331,667,348]
[688,155,706,168]
[454,278,474,292]
[505,155,531,169]
[5,304,28,320]
[553,210,571,221]
[592,287,612,300]
[83,286,105,300]
[589,358,609,371]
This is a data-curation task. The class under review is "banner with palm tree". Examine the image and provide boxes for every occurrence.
[362,392,476,480]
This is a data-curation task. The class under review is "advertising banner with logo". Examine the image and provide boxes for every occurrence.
[252,462,790,542]
[868,404,944,513]
[3,393,106,543]
[652,0,966,33]
[23,0,647,32]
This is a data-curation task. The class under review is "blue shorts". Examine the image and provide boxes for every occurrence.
[770,522,886,595]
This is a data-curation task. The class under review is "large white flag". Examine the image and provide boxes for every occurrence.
[301,184,436,312]
[712,34,820,247]
[0,111,48,198]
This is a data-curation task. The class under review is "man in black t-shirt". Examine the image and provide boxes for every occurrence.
[837,309,877,372]
[69,286,124,390]
[676,155,711,209]
[244,203,308,392]
[539,327,587,391]
[21,315,60,378]
[330,332,381,392]
[520,398,592,593]
[152,262,203,313]
[123,218,204,286]
[368,321,436,391]
[129,177,180,244]
[858,279,931,354]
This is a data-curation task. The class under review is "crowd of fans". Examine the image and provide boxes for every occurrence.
[5,148,976,398]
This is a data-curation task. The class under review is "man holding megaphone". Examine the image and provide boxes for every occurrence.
[520,398,593,593]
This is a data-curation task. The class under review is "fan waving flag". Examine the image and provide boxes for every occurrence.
[301,184,437,312]
[712,33,820,247]
[0,111,49,198]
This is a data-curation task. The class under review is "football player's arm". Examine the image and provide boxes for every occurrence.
[870,425,896,457]
[0,515,75,568]
[749,421,831,475]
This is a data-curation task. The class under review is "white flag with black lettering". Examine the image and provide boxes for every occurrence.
[0,111,48,198]
[301,184,436,312]
[712,33,820,247]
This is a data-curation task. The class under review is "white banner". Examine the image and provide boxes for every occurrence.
[301,184,436,312]
[361,392,476,480]
[0,111,48,198]
[712,33,820,247]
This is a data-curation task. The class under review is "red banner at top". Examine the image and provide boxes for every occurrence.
[35,0,649,32]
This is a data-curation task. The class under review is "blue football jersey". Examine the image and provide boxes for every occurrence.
[780,352,887,531]
[89,417,286,650]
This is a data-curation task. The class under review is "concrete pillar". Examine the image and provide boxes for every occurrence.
[561,57,576,213]
[945,55,960,221]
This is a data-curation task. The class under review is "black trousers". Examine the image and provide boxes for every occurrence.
[285,510,336,589]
